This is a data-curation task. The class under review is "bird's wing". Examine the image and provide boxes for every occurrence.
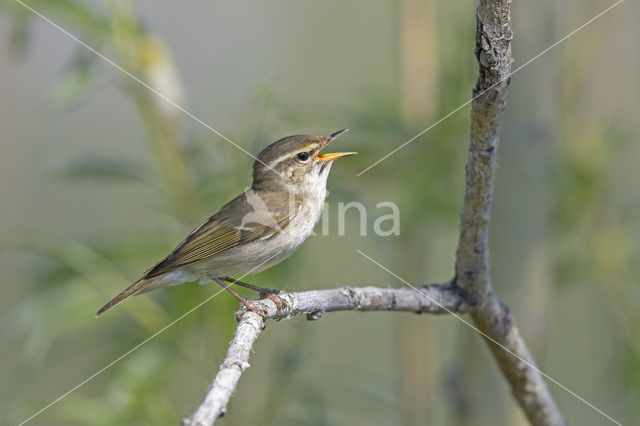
[143,190,297,279]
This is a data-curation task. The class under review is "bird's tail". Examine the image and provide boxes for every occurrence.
[96,278,151,317]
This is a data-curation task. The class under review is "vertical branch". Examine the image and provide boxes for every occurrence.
[454,1,565,425]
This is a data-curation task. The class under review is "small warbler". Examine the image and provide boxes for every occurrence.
[97,129,355,315]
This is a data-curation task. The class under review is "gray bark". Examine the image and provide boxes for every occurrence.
[454,1,565,425]
[184,1,567,425]
[181,284,473,426]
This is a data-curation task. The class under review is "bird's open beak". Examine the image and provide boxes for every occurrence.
[317,129,357,161]
[316,151,357,161]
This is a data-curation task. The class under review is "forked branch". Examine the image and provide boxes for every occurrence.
[181,284,474,426]
[184,0,566,425]
[453,0,564,425]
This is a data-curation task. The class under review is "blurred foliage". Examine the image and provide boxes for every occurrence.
[1,0,639,425]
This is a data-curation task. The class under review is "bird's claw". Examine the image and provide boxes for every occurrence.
[235,293,287,321]
[239,300,268,319]
[267,293,287,320]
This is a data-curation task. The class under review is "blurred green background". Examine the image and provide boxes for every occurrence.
[1,0,638,425]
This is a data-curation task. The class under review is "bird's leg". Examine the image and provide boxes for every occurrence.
[212,277,266,316]
[222,276,286,318]
[221,276,280,298]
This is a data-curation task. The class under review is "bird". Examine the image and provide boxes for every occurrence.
[96,129,356,316]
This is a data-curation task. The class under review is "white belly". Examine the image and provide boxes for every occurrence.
[193,191,325,277]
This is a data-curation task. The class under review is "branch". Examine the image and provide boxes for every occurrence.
[184,2,566,425]
[454,0,565,425]
[182,284,473,426]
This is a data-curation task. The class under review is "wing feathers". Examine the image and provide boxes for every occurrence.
[143,191,295,279]
[96,189,298,315]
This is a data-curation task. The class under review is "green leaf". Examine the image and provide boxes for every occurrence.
[10,0,109,40]
[55,156,148,183]
[48,47,98,109]
[8,10,31,58]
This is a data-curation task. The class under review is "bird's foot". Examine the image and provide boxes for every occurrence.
[266,293,288,320]
[235,293,287,321]
[237,300,268,320]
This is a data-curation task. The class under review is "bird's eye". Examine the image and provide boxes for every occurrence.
[296,152,310,162]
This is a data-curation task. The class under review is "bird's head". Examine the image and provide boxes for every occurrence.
[252,129,356,192]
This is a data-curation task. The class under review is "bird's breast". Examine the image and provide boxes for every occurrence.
[188,188,326,278]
